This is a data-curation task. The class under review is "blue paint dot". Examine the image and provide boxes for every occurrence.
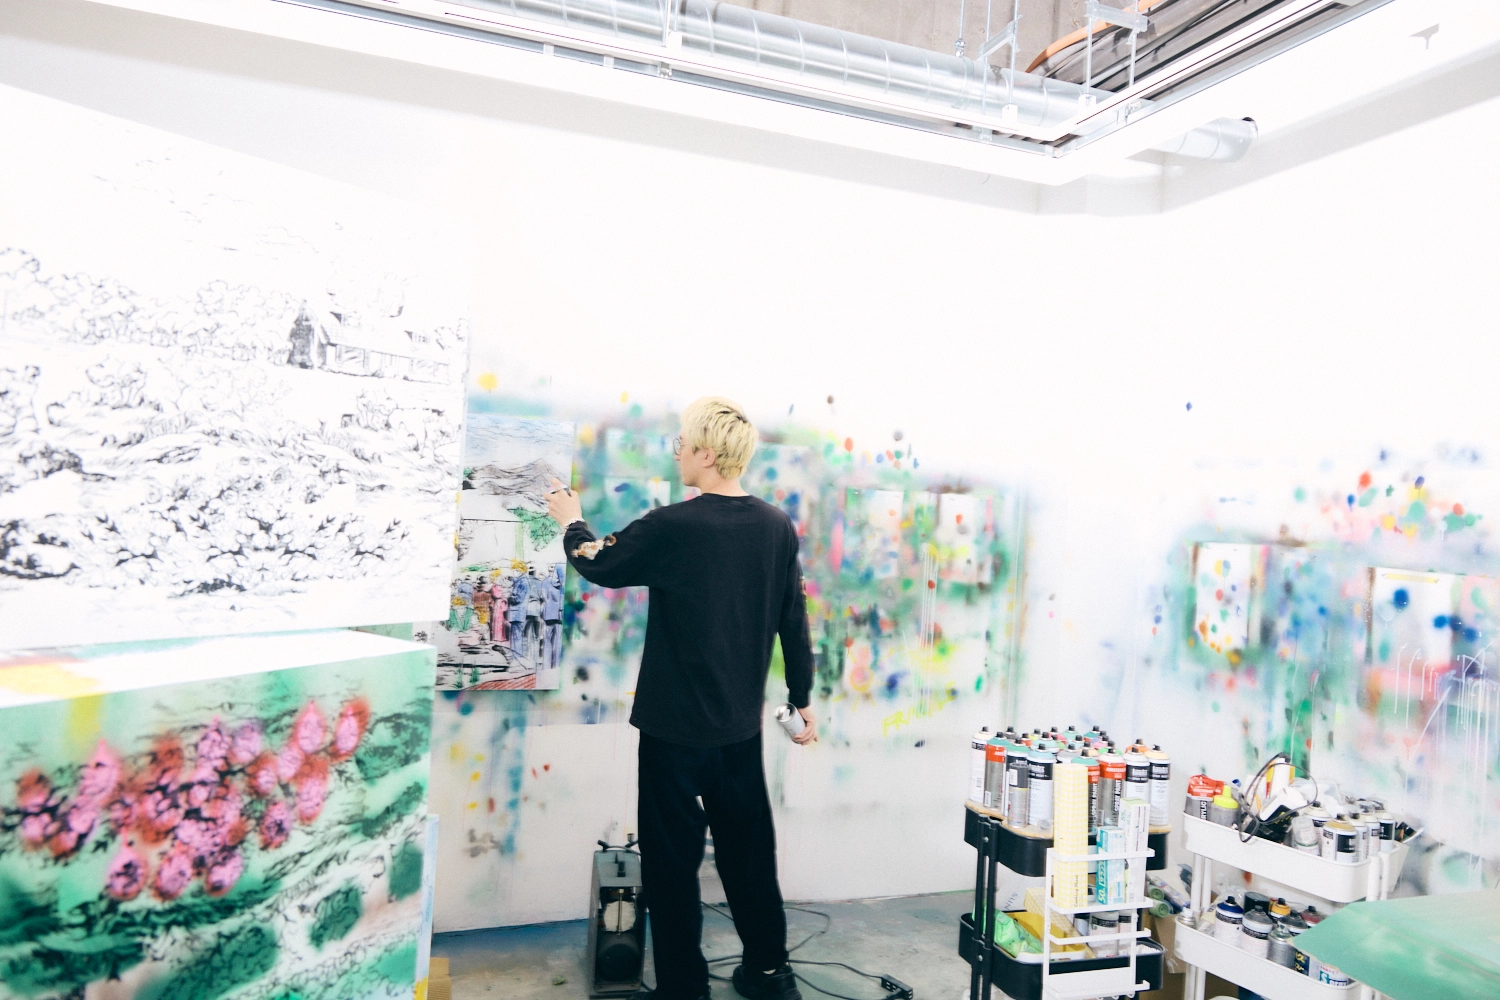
[1434,615,1449,629]
[1317,606,1327,616]
[1223,561,1231,572]
[1347,494,1356,508]
[1186,402,1193,411]
[1154,615,1162,624]
[875,453,885,463]
[459,701,474,715]
[1416,476,1426,487]
[440,690,461,701]
[1393,588,1409,609]
[913,459,919,468]
[765,467,778,480]
[613,482,629,492]
[1464,627,1480,642]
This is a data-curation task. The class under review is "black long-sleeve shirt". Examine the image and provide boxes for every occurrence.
[563,493,814,748]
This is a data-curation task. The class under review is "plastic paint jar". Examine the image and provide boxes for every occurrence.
[1291,814,1319,854]
[1090,910,1119,958]
[1319,964,1353,986]
[1213,897,1244,945]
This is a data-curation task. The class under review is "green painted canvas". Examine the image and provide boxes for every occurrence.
[0,630,434,1000]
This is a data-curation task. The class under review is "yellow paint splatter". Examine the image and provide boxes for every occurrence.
[620,391,629,403]
[471,771,481,781]
[67,696,103,749]
[477,372,498,392]
[0,661,99,699]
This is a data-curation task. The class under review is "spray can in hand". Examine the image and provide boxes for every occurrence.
[776,704,806,739]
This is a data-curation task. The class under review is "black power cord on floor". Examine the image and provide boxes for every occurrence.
[697,902,914,1000]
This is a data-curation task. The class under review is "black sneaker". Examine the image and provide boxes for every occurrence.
[732,964,803,1000]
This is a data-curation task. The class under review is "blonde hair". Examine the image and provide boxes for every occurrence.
[681,396,758,479]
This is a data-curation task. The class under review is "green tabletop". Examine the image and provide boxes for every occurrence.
[1295,890,1500,1000]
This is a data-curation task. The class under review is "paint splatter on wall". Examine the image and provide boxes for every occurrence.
[425,397,1027,929]
[0,630,433,998]
[1154,462,1500,876]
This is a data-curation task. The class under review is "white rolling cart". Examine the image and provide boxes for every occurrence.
[1175,814,1409,1000]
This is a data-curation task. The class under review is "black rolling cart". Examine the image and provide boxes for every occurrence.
[959,803,1170,1000]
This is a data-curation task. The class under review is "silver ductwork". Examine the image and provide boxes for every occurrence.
[460,0,1255,160]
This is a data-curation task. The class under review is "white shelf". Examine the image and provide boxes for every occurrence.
[1181,814,1407,903]
[1174,915,1357,1000]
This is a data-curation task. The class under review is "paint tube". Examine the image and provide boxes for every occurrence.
[1005,743,1030,828]
[776,704,805,738]
[1027,748,1055,833]
[1146,746,1171,828]
[1099,752,1125,827]
[983,735,1008,812]
[969,726,991,804]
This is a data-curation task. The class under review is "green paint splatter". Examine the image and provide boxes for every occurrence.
[389,841,424,902]
[1357,487,1377,507]
[309,885,363,950]
[137,924,278,1000]
[359,782,426,840]
[1211,701,1220,712]
[1293,487,1307,502]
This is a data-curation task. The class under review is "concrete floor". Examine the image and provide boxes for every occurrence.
[432,891,976,1000]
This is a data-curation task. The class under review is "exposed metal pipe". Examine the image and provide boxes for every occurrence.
[461,0,1255,159]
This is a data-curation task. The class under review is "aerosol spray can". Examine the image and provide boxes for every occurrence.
[1005,742,1030,827]
[1099,752,1126,828]
[984,735,1009,812]
[1085,754,1102,834]
[1124,751,1151,822]
[1146,746,1171,828]
[1028,748,1056,832]
[776,704,806,739]
[969,727,991,804]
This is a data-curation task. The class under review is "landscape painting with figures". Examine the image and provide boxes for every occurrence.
[0,85,470,648]
[416,415,574,690]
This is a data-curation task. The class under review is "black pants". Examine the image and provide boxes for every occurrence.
[638,730,788,998]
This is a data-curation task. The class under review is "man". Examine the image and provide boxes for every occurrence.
[546,396,816,1000]
[542,564,565,670]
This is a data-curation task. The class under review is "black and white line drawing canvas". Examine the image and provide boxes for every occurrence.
[415,415,574,690]
[0,85,471,647]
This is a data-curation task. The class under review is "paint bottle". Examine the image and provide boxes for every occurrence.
[1099,752,1126,827]
[1123,751,1150,815]
[776,704,805,738]
[1269,897,1292,921]
[1213,896,1244,945]
[1348,813,1368,862]
[1185,774,1220,820]
[1027,748,1055,832]
[1268,923,1297,968]
[969,726,991,804]
[1145,746,1171,828]
[1241,908,1274,959]
[1208,790,1239,828]
[1005,742,1030,828]
[1325,820,1357,864]
[983,735,1008,813]
[1364,815,1382,859]
[1291,814,1319,854]
[1243,892,1270,915]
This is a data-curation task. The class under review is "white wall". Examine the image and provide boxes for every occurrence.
[4,0,1496,926]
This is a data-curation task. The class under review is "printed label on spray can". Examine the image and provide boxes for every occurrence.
[1005,749,1030,828]
[1146,749,1171,828]
[969,729,990,804]
[984,738,1008,811]
[1027,750,1055,832]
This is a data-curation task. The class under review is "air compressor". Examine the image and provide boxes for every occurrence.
[587,837,646,997]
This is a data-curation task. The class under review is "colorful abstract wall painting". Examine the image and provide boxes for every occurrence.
[415,415,573,691]
[425,397,1026,929]
[0,85,470,649]
[0,630,434,999]
[1161,463,1500,875]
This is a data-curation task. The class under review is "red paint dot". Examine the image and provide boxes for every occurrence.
[1358,471,1372,490]
[1454,503,1465,515]
[955,514,964,524]
[928,579,936,589]
[543,763,551,772]
[1215,589,1224,601]
[843,437,853,452]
